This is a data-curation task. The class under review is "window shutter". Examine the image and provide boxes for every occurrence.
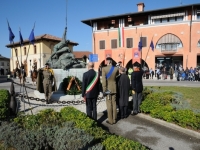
[111,39,117,49]
[126,38,133,48]
[141,37,147,47]
[99,40,105,49]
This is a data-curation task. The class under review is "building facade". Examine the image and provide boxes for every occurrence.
[82,3,200,71]
[0,54,10,75]
[6,34,78,76]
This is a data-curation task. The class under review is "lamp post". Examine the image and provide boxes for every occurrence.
[29,60,32,77]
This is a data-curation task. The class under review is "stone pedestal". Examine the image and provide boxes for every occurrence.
[34,68,88,101]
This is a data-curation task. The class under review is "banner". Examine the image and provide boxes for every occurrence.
[104,50,112,61]
[132,48,141,64]
[89,54,98,62]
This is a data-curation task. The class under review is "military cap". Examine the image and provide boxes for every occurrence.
[45,63,50,66]
[106,57,112,61]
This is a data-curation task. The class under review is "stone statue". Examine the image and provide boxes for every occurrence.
[46,27,86,69]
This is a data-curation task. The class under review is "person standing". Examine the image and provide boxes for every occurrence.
[131,63,144,115]
[169,66,174,80]
[156,68,160,80]
[42,63,55,104]
[82,62,100,120]
[102,57,119,125]
[118,67,130,119]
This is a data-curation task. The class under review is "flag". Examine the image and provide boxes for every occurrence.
[150,40,154,51]
[118,27,124,47]
[29,29,35,45]
[7,21,15,43]
[19,30,23,46]
[138,37,142,51]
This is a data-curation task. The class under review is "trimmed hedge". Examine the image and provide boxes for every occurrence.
[140,87,200,130]
[0,89,10,119]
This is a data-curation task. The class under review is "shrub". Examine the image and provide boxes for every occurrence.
[0,89,10,119]
[173,109,200,129]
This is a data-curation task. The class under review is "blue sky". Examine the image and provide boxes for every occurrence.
[0,0,199,58]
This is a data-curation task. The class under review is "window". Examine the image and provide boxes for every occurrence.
[141,37,147,47]
[161,43,177,51]
[154,19,161,24]
[162,18,168,23]
[197,14,200,19]
[7,62,9,66]
[34,45,37,54]
[99,40,105,49]
[126,38,133,48]
[111,39,117,49]
[1,62,4,66]
[169,17,175,22]
[176,16,183,21]
[24,47,26,55]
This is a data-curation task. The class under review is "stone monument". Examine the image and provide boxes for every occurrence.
[34,28,88,102]
[46,27,86,70]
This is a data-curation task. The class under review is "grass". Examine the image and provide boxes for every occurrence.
[145,86,200,110]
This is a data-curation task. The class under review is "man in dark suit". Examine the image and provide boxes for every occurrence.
[131,63,144,115]
[82,62,100,120]
[102,57,119,125]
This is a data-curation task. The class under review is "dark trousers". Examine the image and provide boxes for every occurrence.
[119,106,128,119]
[132,92,142,113]
[157,73,160,80]
[86,98,97,120]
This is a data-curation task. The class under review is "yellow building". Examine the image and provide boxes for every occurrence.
[6,34,78,76]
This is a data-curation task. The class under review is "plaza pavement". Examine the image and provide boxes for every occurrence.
[1,77,200,150]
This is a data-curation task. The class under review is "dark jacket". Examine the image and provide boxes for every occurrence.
[82,69,100,98]
[118,74,130,106]
[131,70,143,92]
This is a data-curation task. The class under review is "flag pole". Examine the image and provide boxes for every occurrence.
[90,20,95,55]
[25,22,35,63]
[143,35,154,69]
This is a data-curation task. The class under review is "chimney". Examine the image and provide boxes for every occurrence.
[137,3,145,12]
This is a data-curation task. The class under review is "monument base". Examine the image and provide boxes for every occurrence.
[34,90,82,102]
[34,68,87,102]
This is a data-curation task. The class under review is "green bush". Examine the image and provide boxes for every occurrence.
[0,89,10,119]
[173,109,200,129]
[1,107,149,150]
[141,88,200,130]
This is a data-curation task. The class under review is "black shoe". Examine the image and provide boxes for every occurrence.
[106,120,113,125]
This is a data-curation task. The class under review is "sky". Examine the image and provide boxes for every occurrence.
[0,0,200,58]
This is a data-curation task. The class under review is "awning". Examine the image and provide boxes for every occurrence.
[157,34,181,44]
[151,12,185,19]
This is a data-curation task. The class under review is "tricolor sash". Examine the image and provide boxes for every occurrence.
[106,66,114,79]
[86,72,99,94]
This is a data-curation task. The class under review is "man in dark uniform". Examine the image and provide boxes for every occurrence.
[118,67,130,119]
[131,63,144,115]
[102,57,119,125]
[82,62,100,120]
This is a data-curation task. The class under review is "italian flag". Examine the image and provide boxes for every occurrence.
[118,27,124,47]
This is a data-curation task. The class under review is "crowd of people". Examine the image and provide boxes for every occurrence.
[82,58,143,124]
[141,64,200,82]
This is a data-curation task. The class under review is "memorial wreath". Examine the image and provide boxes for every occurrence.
[62,76,82,95]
